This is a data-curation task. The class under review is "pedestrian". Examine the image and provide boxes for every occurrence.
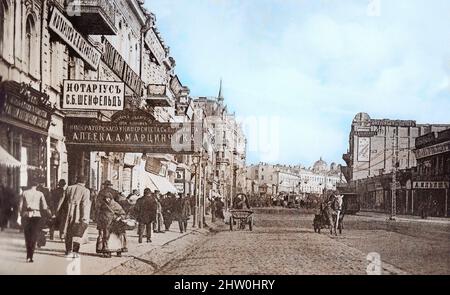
[89,188,98,223]
[215,197,225,221]
[59,175,90,257]
[98,180,120,203]
[153,191,165,233]
[18,179,51,263]
[134,188,157,243]
[0,179,15,231]
[162,193,174,231]
[49,179,66,240]
[173,194,190,233]
[96,191,127,257]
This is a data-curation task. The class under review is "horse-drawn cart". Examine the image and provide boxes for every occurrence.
[229,210,254,231]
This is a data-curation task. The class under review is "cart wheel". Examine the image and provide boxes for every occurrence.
[229,217,233,231]
[249,217,253,231]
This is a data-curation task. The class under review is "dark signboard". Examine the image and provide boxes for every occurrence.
[0,81,54,133]
[415,132,436,149]
[354,130,378,137]
[64,109,203,154]
[370,119,416,127]
[101,38,144,95]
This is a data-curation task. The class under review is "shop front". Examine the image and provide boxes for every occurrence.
[0,81,54,193]
[63,108,200,194]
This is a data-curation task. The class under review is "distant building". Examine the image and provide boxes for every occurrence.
[342,113,450,182]
[341,113,450,216]
[246,159,345,200]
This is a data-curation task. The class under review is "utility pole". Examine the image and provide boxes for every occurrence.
[390,128,399,221]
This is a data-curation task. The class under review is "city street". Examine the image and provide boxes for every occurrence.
[156,208,450,275]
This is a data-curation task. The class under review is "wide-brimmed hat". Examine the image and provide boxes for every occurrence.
[76,175,87,184]
[103,180,113,186]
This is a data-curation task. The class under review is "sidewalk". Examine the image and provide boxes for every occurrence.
[357,211,450,225]
[0,220,218,275]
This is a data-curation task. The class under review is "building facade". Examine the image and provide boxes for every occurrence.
[0,1,247,228]
[341,112,450,216]
[246,159,344,203]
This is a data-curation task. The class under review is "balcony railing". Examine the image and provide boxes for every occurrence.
[216,158,231,165]
[65,0,117,35]
[146,84,173,107]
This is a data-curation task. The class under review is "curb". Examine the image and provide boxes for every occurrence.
[103,223,220,275]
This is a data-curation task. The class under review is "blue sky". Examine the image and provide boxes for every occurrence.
[145,0,450,167]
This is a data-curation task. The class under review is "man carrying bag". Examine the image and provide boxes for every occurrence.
[58,175,90,258]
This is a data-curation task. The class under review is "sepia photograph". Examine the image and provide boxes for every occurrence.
[0,0,449,285]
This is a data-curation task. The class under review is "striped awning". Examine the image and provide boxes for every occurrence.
[0,145,21,168]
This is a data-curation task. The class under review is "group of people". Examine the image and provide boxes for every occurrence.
[12,175,200,262]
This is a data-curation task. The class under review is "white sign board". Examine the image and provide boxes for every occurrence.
[49,9,101,69]
[357,137,370,162]
[63,80,124,111]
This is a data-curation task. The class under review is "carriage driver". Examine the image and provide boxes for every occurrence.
[233,194,251,210]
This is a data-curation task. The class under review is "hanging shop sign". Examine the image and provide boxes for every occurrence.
[0,81,54,134]
[415,132,436,149]
[413,181,449,190]
[370,119,416,127]
[144,29,166,65]
[64,109,203,154]
[62,80,125,111]
[49,8,101,69]
[101,38,144,95]
[414,141,450,159]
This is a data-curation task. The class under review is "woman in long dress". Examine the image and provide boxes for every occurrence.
[96,192,126,258]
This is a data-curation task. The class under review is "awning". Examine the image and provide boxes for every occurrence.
[0,145,21,168]
[141,172,178,195]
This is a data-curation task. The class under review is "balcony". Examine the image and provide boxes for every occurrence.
[342,153,352,166]
[146,84,173,107]
[65,0,117,35]
[216,158,231,165]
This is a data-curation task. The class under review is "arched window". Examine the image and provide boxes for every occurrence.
[0,1,4,52]
[0,0,11,56]
[25,15,35,73]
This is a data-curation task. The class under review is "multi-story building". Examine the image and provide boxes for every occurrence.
[246,159,344,202]
[341,112,450,215]
[412,129,450,217]
[192,82,247,207]
[342,112,450,182]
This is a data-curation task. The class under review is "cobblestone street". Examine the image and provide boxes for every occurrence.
[157,209,450,275]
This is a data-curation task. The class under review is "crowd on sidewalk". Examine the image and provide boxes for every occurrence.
[0,175,229,264]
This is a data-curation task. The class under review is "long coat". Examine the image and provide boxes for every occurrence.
[173,197,190,222]
[134,195,157,224]
[58,183,90,235]
[96,198,125,231]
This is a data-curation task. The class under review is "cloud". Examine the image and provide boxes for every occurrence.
[146,0,450,166]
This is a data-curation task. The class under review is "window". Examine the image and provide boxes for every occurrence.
[25,16,34,73]
[0,0,4,53]
[0,0,13,62]
[24,15,39,76]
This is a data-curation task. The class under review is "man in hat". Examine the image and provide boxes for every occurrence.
[98,180,120,204]
[49,179,67,240]
[59,175,90,257]
[153,190,165,233]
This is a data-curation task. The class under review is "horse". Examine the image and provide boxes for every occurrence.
[323,194,345,236]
